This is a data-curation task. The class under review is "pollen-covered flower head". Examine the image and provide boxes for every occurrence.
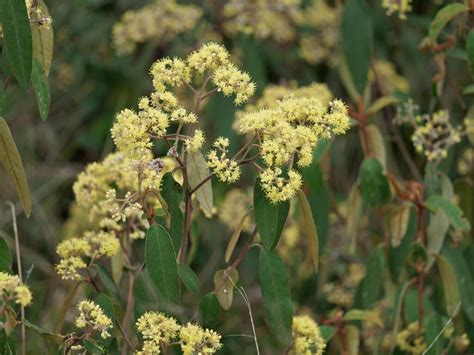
[382,0,412,19]
[396,321,427,354]
[75,300,113,339]
[207,137,241,183]
[179,322,222,355]
[291,315,326,355]
[135,312,181,354]
[0,272,33,307]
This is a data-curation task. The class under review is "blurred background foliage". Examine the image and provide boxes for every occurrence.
[0,0,473,354]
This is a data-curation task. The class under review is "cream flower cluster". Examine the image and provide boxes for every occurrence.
[112,0,202,54]
[298,1,340,65]
[382,0,412,19]
[207,137,241,183]
[396,321,426,354]
[222,0,303,42]
[396,105,463,162]
[55,231,120,281]
[0,272,32,307]
[238,86,350,202]
[290,315,326,355]
[135,312,222,354]
[75,300,113,339]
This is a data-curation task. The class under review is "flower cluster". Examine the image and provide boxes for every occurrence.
[396,321,426,354]
[382,0,412,20]
[222,0,303,43]
[238,86,349,202]
[207,137,241,183]
[135,312,222,354]
[290,315,326,355]
[0,272,32,307]
[298,1,340,65]
[112,0,202,54]
[322,263,366,307]
[75,300,113,339]
[396,108,462,162]
[55,231,120,281]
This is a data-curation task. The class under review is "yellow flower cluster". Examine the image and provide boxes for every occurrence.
[0,272,32,307]
[321,263,365,307]
[56,231,120,281]
[179,322,222,355]
[135,312,181,354]
[134,312,222,354]
[396,321,426,354]
[238,90,349,202]
[382,0,412,20]
[298,1,340,65]
[75,300,113,339]
[112,0,202,54]
[290,315,326,355]
[222,0,303,42]
[207,137,241,183]
[185,129,205,153]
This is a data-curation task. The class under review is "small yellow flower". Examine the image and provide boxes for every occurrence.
[75,300,113,339]
[135,312,181,354]
[179,322,222,355]
[291,315,326,355]
[0,272,33,307]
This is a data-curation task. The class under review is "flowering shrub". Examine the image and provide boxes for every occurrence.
[0,0,473,354]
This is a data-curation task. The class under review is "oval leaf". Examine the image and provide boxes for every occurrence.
[386,204,410,247]
[213,267,238,311]
[359,158,390,208]
[31,0,53,77]
[31,59,50,121]
[427,4,469,43]
[187,151,213,218]
[258,248,292,346]
[425,195,470,231]
[435,254,461,317]
[365,124,386,169]
[0,117,31,217]
[254,179,289,249]
[342,0,373,95]
[224,209,253,263]
[0,0,32,88]
[95,264,120,301]
[146,225,180,305]
[296,189,319,273]
[178,262,199,295]
[0,236,11,272]
[200,293,221,329]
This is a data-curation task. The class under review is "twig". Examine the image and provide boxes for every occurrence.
[7,202,26,355]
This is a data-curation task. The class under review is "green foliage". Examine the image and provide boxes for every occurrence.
[0,235,11,271]
[359,158,390,208]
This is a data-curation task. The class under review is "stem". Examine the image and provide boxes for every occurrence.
[189,173,215,196]
[120,271,135,355]
[7,202,26,355]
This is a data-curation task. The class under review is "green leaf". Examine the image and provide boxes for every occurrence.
[366,96,400,116]
[187,151,213,218]
[213,267,238,311]
[443,246,474,322]
[23,319,64,344]
[427,4,469,43]
[0,0,32,88]
[200,293,221,329]
[178,262,199,295]
[468,30,474,77]
[0,330,15,355]
[425,195,470,231]
[224,209,252,263]
[161,174,184,249]
[296,189,319,273]
[360,247,385,309]
[31,0,53,77]
[463,84,474,95]
[342,0,373,95]
[133,271,158,321]
[0,118,31,217]
[424,313,446,355]
[254,179,289,249]
[320,325,335,343]
[0,235,11,271]
[31,59,50,121]
[0,83,5,116]
[359,158,390,208]
[258,248,292,346]
[94,265,120,301]
[435,254,461,317]
[146,225,180,305]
